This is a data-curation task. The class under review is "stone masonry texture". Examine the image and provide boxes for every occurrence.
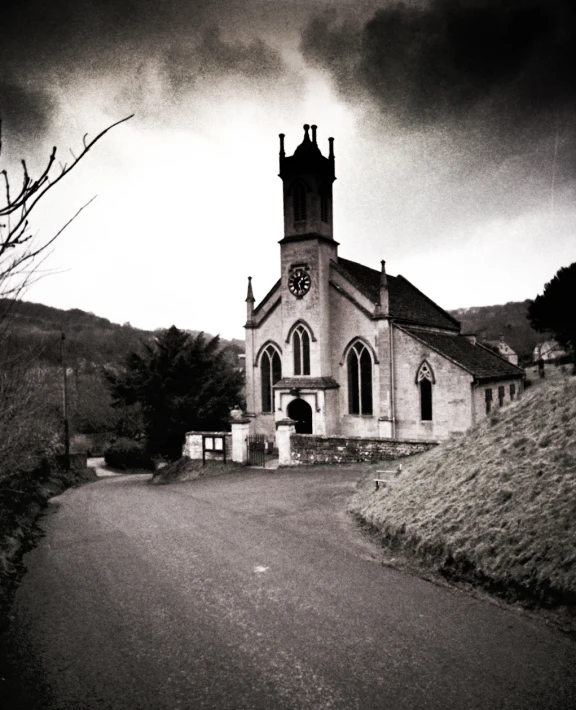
[290,434,437,464]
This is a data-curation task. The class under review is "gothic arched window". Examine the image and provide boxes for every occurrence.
[261,345,282,412]
[416,361,434,421]
[347,341,373,415]
[293,324,311,376]
[293,182,307,223]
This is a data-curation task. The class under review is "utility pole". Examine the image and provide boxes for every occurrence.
[60,331,70,470]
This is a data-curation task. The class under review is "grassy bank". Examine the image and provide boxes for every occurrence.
[0,464,97,632]
[350,375,576,611]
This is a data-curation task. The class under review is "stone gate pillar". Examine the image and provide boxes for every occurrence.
[276,418,296,466]
[230,418,251,464]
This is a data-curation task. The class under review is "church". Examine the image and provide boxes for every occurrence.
[243,125,524,444]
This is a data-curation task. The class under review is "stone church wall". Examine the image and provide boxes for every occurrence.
[393,328,474,440]
[246,298,284,431]
[251,412,276,438]
[289,434,437,464]
[323,388,341,434]
[473,378,523,420]
[280,239,337,377]
[328,280,381,437]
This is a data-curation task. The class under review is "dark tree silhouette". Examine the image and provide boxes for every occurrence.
[108,326,244,459]
[528,262,576,361]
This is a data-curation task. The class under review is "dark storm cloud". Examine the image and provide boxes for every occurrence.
[301,0,576,226]
[0,0,288,140]
[301,0,576,244]
[301,0,576,125]
[0,83,56,142]
[165,26,285,92]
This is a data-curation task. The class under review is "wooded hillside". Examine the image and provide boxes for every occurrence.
[0,299,151,368]
[0,299,244,369]
[449,300,541,361]
[0,300,244,453]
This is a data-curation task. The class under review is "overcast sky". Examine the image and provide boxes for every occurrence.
[1,0,574,339]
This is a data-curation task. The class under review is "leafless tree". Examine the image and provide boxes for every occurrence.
[0,115,133,485]
[0,114,133,328]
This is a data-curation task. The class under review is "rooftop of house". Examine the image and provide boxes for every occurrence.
[486,339,517,354]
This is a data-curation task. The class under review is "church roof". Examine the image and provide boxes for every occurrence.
[293,131,323,160]
[279,124,335,181]
[402,328,525,382]
[336,258,461,331]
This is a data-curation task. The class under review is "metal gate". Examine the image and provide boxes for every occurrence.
[247,434,266,467]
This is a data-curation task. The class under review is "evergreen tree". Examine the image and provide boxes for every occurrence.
[528,263,576,361]
[108,326,244,459]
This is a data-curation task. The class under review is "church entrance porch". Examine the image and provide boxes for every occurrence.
[287,398,313,434]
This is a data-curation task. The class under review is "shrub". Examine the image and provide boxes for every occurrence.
[104,438,154,471]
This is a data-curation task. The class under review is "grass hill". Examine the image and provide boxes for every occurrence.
[448,300,540,362]
[350,371,576,612]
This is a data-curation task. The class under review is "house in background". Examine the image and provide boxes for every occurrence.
[485,337,519,366]
[244,125,525,445]
[533,339,568,362]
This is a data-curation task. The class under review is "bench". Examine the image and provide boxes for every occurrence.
[374,464,403,490]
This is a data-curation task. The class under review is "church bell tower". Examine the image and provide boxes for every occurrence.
[276,123,338,400]
[279,124,336,242]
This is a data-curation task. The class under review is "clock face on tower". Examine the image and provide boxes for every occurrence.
[288,268,311,297]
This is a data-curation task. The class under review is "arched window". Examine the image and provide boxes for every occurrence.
[416,361,434,421]
[293,324,310,376]
[261,345,282,412]
[347,341,373,415]
[293,182,307,223]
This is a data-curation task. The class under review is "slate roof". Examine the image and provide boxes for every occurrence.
[403,328,525,381]
[336,258,460,331]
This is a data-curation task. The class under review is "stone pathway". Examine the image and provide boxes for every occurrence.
[87,457,122,478]
[249,457,280,470]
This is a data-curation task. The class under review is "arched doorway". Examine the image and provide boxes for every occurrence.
[287,398,313,434]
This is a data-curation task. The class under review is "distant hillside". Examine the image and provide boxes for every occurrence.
[351,372,576,609]
[0,299,244,368]
[0,299,152,368]
[449,300,540,362]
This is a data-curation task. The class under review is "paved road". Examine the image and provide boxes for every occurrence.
[3,469,576,709]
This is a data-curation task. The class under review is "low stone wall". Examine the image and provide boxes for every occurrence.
[183,431,232,461]
[290,435,437,465]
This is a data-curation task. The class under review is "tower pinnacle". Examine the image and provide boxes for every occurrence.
[278,124,336,242]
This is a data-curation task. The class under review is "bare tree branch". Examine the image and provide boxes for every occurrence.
[0,113,134,493]
[0,113,133,319]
